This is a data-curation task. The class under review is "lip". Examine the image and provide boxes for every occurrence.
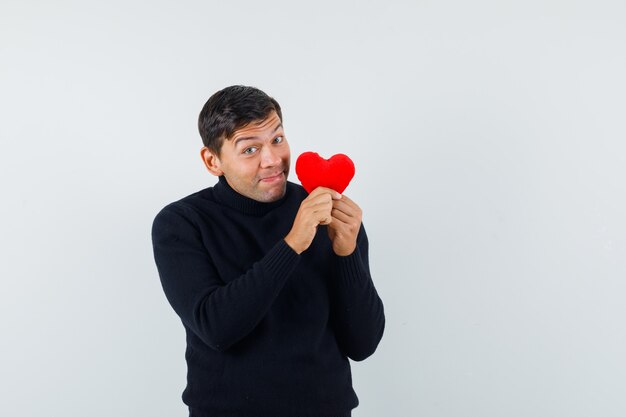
[259,172,285,183]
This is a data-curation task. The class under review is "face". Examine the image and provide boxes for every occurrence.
[201,111,291,203]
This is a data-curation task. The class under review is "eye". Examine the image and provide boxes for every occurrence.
[273,136,284,144]
[243,146,258,155]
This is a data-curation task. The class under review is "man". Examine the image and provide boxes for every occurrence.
[151,85,385,417]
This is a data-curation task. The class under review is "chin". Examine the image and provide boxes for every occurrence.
[258,184,287,203]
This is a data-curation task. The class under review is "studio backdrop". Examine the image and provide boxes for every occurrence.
[1,1,625,416]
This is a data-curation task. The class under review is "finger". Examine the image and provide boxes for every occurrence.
[303,193,332,208]
[331,199,361,218]
[315,207,333,225]
[327,216,353,235]
[330,214,360,235]
[330,207,354,224]
[312,203,333,222]
[312,202,333,215]
[334,194,360,211]
[309,186,342,200]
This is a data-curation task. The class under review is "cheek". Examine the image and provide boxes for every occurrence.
[240,159,262,179]
[280,144,291,162]
[223,159,255,181]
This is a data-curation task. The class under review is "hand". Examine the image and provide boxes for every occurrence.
[327,194,362,256]
[285,187,342,254]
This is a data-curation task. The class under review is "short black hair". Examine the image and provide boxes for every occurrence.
[198,85,283,156]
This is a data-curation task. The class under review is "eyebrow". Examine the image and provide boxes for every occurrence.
[233,122,283,146]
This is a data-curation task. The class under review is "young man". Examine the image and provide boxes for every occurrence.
[151,85,385,417]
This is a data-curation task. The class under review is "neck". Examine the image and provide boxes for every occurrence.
[213,175,289,216]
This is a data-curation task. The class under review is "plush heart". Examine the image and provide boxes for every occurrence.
[295,152,355,194]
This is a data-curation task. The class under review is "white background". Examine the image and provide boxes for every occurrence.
[1,1,625,416]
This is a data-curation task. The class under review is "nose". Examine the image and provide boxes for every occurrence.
[260,145,281,168]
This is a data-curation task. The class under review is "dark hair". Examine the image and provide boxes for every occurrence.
[198,85,283,156]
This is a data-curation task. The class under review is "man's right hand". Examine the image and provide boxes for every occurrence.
[284,187,342,254]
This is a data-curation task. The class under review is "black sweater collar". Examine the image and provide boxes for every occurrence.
[212,175,290,216]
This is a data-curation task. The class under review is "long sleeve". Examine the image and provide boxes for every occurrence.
[151,205,300,352]
[328,225,385,361]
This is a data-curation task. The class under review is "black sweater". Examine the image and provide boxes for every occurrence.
[151,176,385,417]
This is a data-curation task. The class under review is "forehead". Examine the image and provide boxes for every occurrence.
[230,111,282,140]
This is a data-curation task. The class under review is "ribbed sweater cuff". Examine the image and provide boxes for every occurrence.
[333,246,369,287]
[262,239,301,280]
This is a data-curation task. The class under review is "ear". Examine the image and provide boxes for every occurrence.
[200,146,223,176]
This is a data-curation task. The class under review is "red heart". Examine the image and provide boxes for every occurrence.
[295,152,355,194]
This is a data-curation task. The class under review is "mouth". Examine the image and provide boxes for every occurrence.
[259,171,286,183]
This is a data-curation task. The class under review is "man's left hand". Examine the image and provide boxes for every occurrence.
[327,194,362,256]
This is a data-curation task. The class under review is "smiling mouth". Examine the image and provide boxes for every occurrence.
[259,171,285,182]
